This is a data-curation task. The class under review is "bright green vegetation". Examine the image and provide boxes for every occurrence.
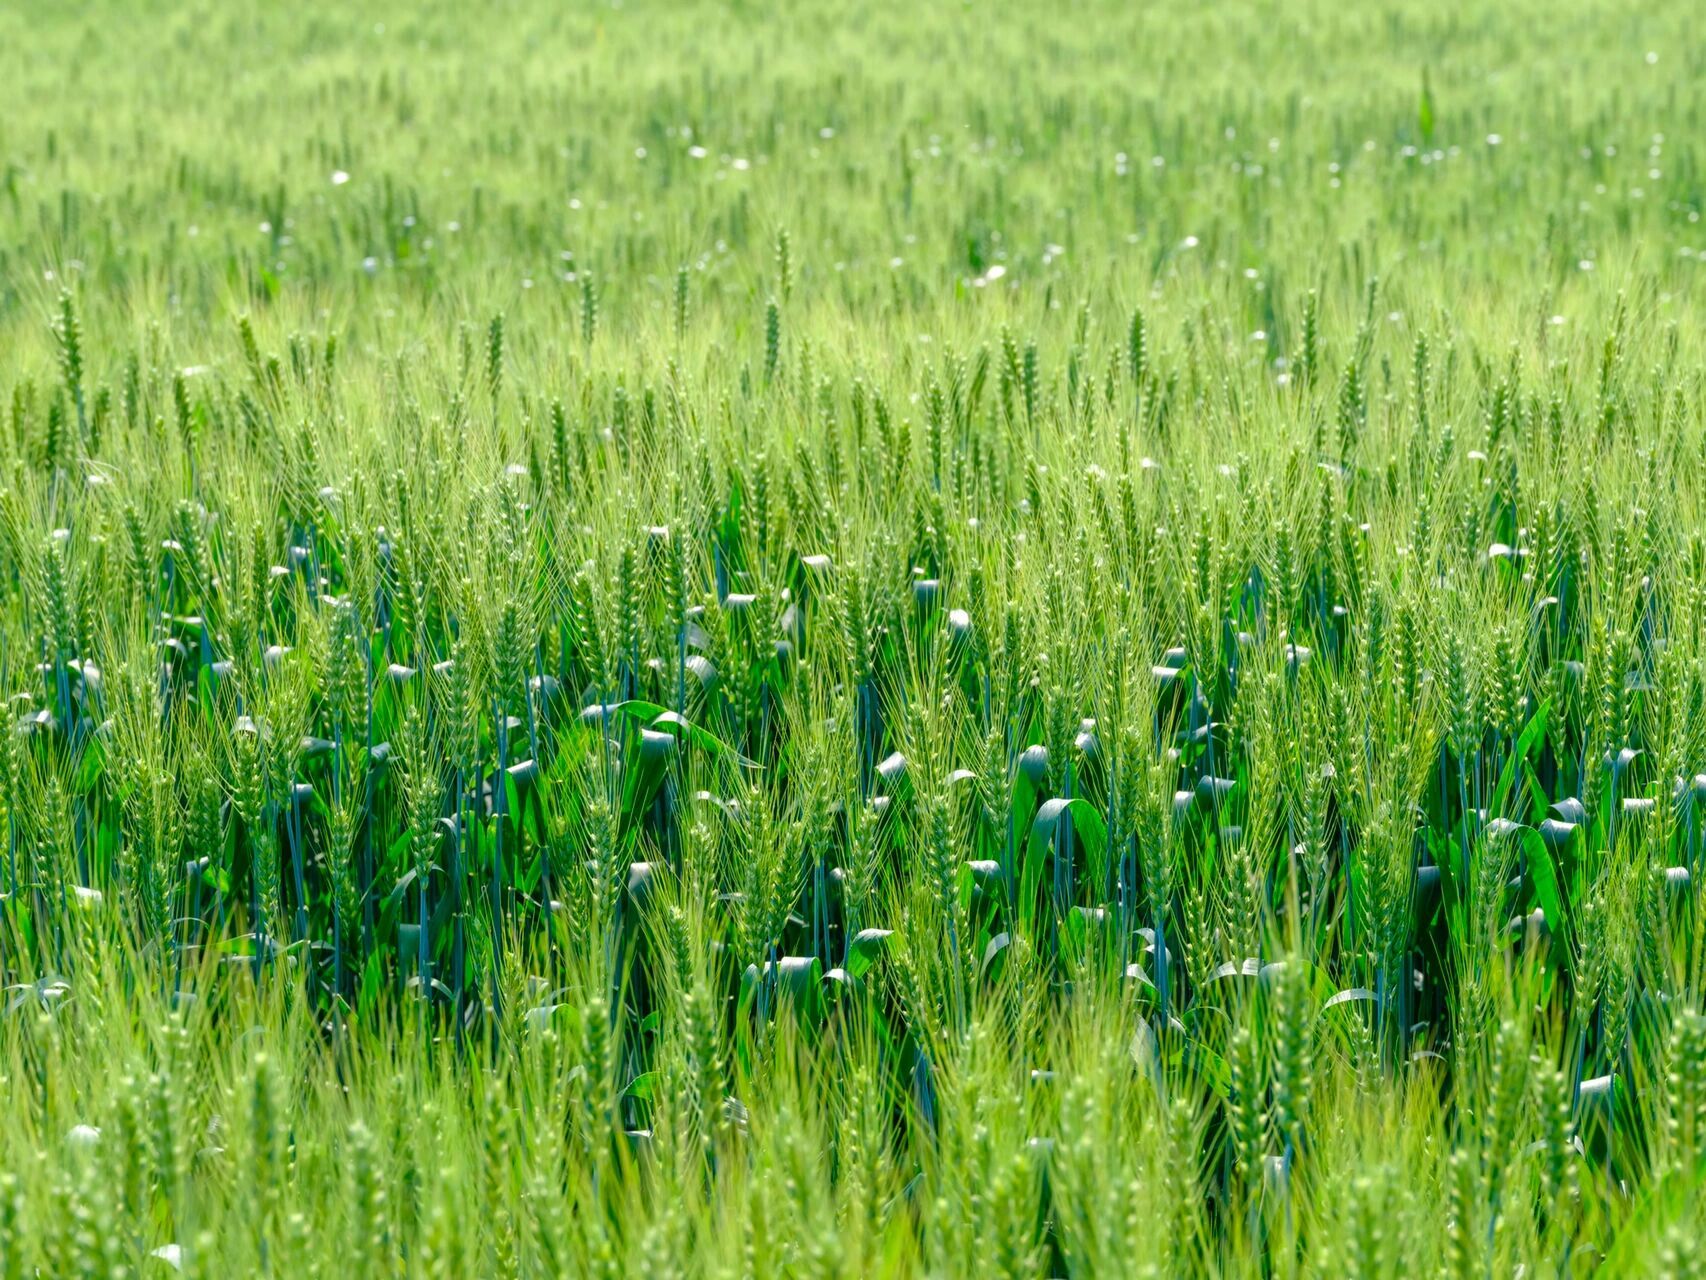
[4,0,1706,1273]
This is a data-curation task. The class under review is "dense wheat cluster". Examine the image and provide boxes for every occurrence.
[2,0,1705,1274]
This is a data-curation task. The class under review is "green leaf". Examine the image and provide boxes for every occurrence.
[1521,827,1572,975]
[1321,987,1376,1014]
[610,700,757,768]
[846,927,892,979]
[1489,701,1548,821]
[1020,797,1108,937]
[623,1071,660,1101]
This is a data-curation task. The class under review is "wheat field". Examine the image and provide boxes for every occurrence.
[1,0,1705,1274]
